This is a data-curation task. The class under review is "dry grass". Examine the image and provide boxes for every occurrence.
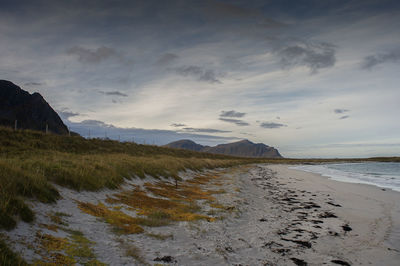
[77,202,145,234]
[78,170,233,237]
[33,229,104,265]
[0,126,253,261]
[0,238,27,266]
[1,126,398,262]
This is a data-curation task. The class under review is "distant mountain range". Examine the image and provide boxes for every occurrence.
[165,139,283,158]
[0,80,69,134]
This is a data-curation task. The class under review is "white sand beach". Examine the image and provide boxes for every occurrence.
[4,164,400,265]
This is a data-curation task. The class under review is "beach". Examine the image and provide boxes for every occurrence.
[269,165,400,265]
[4,164,400,265]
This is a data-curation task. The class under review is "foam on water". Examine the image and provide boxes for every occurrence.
[291,162,400,192]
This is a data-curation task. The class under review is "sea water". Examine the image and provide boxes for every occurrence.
[292,162,400,249]
[291,162,400,192]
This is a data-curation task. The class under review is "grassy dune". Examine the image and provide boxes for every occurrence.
[0,127,253,230]
[0,126,398,264]
[0,127,259,265]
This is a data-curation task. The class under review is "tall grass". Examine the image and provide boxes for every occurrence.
[0,127,253,231]
[0,126,398,262]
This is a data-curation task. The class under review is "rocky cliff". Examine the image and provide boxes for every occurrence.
[0,80,69,134]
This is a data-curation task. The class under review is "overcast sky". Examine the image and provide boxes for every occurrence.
[1,0,400,158]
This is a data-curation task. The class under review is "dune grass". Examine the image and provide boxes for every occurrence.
[0,126,255,261]
[0,238,27,266]
[0,126,399,262]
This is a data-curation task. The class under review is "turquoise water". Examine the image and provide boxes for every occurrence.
[292,162,400,192]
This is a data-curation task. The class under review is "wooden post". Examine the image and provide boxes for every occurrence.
[14,120,17,130]
[118,135,120,142]
[175,179,178,189]
[46,123,48,134]
[68,127,71,136]
[88,129,91,139]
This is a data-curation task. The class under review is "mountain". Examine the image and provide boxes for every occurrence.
[165,139,282,158]
[0,80,69,135]
[164,139,205,152]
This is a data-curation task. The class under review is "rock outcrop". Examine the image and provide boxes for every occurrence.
[0,80,69,134]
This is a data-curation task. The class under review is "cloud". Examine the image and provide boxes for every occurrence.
[207,1,260,18]
[219,118,249,126]
[57,110,81,120]
[218,111,247,127]
[277,42,336,74]
[170,123,186,127]
[260,122,287,129]
[220,110,246,118]
[334,109,349,114]
[361,49,400,69]
[339,115,350,119]
[24,82,45,86]
[181,127,231,133]
[99,91,128,97]
[172,65,221,84]
[65,119,239,146]
[66,46,130,65]
[157,53,179,66]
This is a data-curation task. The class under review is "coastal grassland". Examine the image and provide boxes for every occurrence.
[1,126,399,263]
[0,127,255,262]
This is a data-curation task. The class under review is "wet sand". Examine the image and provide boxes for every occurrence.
[272,164,400,265]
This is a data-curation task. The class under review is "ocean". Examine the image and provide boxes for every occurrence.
[291,162,400,192]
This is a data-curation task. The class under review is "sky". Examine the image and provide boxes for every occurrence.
[1,0,400,158]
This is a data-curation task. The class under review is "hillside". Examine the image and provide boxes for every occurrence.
[163,139,206,151]
[165,139,283,158]
[0,80,69,134]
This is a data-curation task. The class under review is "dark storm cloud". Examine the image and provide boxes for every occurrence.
[219,118,249,126]
[334,109,349,114]
[220,110,246,118]
[339,115,350,120]
[157,53,179,66]
[207,1,260,18]
[172,66,221,84]
[361,49,400,69]
[66,46,130,65]
[182,127,231,133]
[99,91,128,97]
[260,122,286,129]
[170,123,186,127]
[277,42,336,74]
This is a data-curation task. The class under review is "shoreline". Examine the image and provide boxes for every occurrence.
[289,162,400,193]
[3,164,400,265]
[270,164,400,264]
